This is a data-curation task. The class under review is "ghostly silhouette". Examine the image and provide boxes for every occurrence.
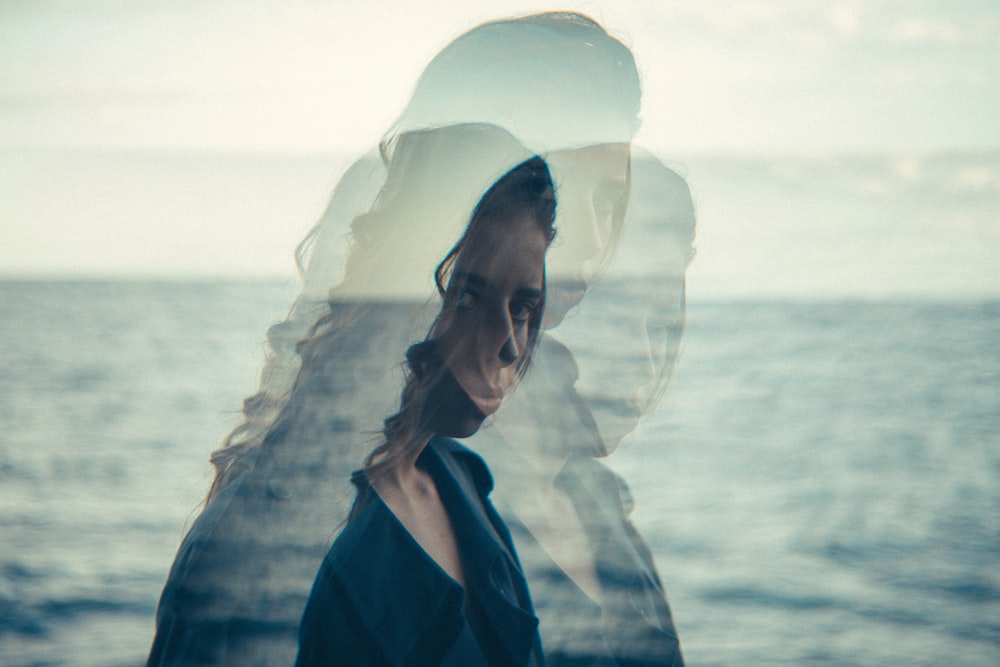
[149,11,694,667]
[479,147,693,665]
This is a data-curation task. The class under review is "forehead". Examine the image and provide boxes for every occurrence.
[456,214,547,285]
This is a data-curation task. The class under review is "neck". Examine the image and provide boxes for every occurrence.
[370,431,434,491]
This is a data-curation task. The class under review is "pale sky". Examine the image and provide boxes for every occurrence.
[1,1,998,294]
[2,0,998,155]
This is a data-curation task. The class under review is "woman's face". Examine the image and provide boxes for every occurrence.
[543,143,630,327]
[431,213,547,437]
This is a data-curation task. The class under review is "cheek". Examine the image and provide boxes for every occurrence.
[516,322,541,358]
[439,324,483,379]
[441,339,468,373]
[435,312,471,360]
[498,366,519,391]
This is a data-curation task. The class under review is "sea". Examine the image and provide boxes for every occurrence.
[1,149,998,665]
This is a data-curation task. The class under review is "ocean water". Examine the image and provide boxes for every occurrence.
[0,281,997,666]
[0,281,287,665]
[619,299,1000,666]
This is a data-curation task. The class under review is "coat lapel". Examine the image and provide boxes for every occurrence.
[426,438,541,666]
[330,438,540,666]
[329,497,466,665]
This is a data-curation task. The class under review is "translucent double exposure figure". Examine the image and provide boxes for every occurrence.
[149,12,693,667]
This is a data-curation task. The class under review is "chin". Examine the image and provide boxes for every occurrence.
[441,415,487,439]
[429,404,486,439]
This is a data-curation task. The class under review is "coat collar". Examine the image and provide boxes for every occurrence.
[333,437,538,665]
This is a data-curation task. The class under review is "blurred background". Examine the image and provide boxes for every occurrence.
[2,1,998,665]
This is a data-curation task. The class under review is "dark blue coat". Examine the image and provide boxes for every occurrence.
[296,437,543,666]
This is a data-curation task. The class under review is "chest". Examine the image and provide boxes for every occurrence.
[383,482,468,588]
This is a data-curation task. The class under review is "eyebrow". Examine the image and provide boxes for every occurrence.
[454,271,543,301]
[516,286,545,301]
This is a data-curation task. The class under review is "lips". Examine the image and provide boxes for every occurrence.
[452,372,505,418]
[466,391,503,418]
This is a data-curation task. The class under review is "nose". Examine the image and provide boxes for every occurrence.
[498,336,518,367]
[487,302,521,369]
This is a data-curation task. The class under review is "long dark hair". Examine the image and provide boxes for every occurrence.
[202,9,638,504]
[203,131,550,505]
[352,155,556,512]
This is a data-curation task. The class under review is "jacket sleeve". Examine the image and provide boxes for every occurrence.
[295,558,389,667]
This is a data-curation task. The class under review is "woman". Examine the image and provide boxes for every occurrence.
[296,155,555,666]
[150,11,691,666]
[148,124,550,666]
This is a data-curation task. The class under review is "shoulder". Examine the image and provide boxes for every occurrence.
[301,484,465,666]
[324,489,391,571]
[561,455,636,516]
[148,472,252,665]
[306,498,413,633]
[323,479,450,588]
[429,436,494,498]
[155,470,248,601]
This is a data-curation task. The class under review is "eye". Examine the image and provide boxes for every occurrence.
[509,299,539,324]
[457,286,480,309]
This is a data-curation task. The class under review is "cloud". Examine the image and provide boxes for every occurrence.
[886,18,965,45]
